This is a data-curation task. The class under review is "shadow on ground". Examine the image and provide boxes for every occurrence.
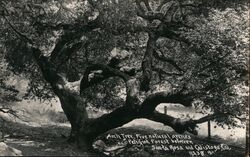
[0,117,246,157]
[1,119,103,156]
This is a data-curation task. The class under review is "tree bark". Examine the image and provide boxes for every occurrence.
[57,91,88,142]
[30,46,89,143]
[140,33,157,91]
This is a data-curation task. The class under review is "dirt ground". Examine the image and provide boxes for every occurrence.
[0,119,246,157]
[0,101,246,157]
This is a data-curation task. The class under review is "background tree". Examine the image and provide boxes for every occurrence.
[0,0,248,151]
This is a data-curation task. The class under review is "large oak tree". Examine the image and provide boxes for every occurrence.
[0,0,248,151]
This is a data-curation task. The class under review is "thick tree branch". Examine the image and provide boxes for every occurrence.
[80,61,141,110]
[86,104,240,142]
[152,66,184,77]
[140,33,158,91]
[81,106,139,142]
[80,63,130,94]
[81,85,242,144]
[53,39,88,70]
[148,111,242,136]
[153,50,184,72]
[139,91,194,115]
[50,18,100,63]
[85,105,198,144]
[192,112,239,124]
[146,111,198,135]
[31,47,62,86]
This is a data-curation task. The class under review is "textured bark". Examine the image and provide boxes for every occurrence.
[139,91,193,115]
[78,106,139,149]
[140,33,157,91]
[146,111,198,135]
[57,91,88,142]
[31,47,88,143]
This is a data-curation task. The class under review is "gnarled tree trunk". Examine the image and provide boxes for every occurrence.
[28,33,210,153]
[26,2,223,151]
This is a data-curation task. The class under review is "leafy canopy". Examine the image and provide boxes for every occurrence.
[0,0,248,127]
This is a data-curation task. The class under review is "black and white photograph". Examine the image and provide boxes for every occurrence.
[0,0,249,156]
